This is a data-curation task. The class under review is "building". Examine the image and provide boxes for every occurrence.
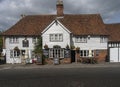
[2,0,120,64]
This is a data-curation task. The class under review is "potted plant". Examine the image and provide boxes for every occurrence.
[44,44,49,49]
[71,45,75,50]
[66,44,70,49]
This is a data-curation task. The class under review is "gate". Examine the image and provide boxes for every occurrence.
[108,42,120,62]
[110,48,120,62]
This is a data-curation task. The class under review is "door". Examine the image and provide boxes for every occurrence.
[71,50,75,62]
[53,49,64,58]
[21,50,26,64]
[110,48,119,62]
[53,49,60,58]
[118,48,120,62]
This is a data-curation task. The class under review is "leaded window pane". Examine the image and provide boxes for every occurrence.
[75,36,87,43]
[23,40,29,47]
[50,34,63,42]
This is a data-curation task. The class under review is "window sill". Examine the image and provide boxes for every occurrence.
[10,57,20,58]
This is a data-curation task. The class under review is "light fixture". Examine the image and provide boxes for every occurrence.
[88,35,90,39]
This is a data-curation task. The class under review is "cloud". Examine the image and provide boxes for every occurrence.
[0,0,3,3]
[0,0,120,31]
[64,0,120,23]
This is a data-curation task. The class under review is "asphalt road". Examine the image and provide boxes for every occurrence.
[0,67,120,87]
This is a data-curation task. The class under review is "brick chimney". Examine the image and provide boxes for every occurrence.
[56,0,64,16]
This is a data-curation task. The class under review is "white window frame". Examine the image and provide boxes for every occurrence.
[22,40,29,47]
[32,37,38,43]
[80,50,94,57]
[75,36,87,43]
[49,49,53,58]
[9,37,19,43]
[49,49,64,58]
[10,50,20,58]
[100,36,107,43]
[50,34,63,42]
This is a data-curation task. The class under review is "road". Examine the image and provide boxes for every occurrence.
[0,67,120,87]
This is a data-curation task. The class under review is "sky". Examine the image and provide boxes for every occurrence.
[0,0,120,31]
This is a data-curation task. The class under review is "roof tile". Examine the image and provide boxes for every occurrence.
[106,24,120,42]
[3,14,108,36]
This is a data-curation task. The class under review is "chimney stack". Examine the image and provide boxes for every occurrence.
[56,0,64,16]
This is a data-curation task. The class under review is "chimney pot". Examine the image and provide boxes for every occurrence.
[56,0,64,16]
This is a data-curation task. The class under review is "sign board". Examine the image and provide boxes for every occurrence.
[64,49,71,58]
[43,49,49,57]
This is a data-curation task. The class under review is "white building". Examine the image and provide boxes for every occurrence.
[2,0,120,64]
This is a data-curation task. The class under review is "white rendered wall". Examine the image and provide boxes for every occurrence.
[72,36,108,50]
[42,23,71,49]
[5,37,35,64]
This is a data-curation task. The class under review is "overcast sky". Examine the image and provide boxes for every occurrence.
[0,0,120,31]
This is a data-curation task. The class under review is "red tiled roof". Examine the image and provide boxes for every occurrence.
[59,14,107,35]
[3,15,56,36]
[106,23,120,42]
[3,14,108,36]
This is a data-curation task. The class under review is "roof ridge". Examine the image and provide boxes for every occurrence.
[23,14,101,17]
[63,14,100,16]
[105,23,120,25]
[26,14,56,17]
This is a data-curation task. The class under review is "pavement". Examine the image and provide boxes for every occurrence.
[0,62,120,70]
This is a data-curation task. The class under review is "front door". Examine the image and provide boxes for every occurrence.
[53,49,64,58]
[71,50,75,62]
[21,50,26,64]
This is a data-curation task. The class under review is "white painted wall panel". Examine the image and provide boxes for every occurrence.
[42,23,70,49]
[5,37,34,50]
[110,48,118,62]
[72,36,107,50]
[6,49,21,64]
[118,48,120,62]
[5,37,35,63]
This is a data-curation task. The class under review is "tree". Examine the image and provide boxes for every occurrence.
[34,37,42,54]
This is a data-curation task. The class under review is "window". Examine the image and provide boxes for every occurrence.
[96,50,100,56]
[50,34,63,42]
[32,37,38,43]
[55,34,58,41]
[75,36,87,43]
[108,42,120,48]
[50,34,54,41]
[49,49,64,58]
[59,34,63,41]
[22,39,29,47]
[10,50,13,58]
[9,37,19,43]
[10,50,20,58]
[100,36,107,43]
[80,50,94,57]
[49,49,53,58]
